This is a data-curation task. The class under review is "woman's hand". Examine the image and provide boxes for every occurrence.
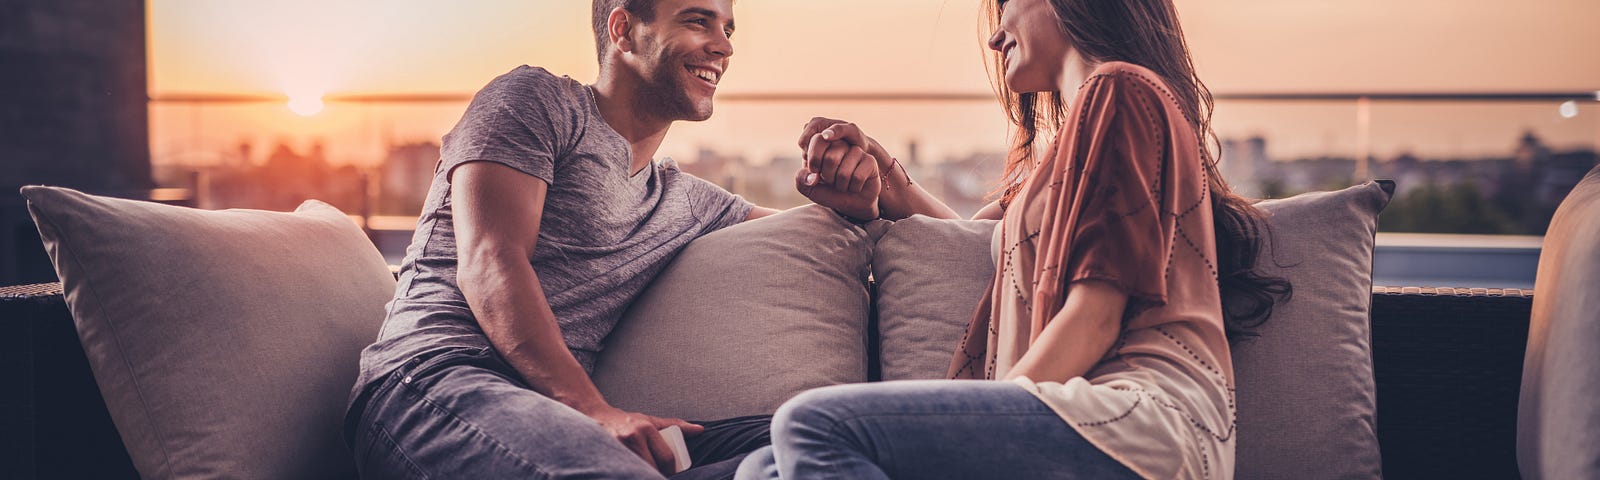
[795,117,962,221]
[798,117,893,173]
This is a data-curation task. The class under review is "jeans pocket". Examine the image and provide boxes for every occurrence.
[395,345,489,385]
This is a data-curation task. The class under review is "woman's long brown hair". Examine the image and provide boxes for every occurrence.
[985,0,1291,340]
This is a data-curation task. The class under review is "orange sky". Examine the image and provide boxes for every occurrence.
[147,0,1600,167]
[149,0,1600,95]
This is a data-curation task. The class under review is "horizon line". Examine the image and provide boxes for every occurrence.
[148,91,1600,104]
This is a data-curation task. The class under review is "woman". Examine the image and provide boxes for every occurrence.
[738,0,1290,478]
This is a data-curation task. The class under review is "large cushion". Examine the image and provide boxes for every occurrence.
[1519,164,1600,480]
[1233,181,1393,480]
[21,186,394,479]
[871,216,998,380]
[860,182,1392,479]
[592,204,875,421]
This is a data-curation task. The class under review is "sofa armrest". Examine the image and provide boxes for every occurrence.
[1370,285,1533,480]
[0,282,139,479]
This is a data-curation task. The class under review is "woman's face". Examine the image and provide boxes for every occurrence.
[987,0,1073,93]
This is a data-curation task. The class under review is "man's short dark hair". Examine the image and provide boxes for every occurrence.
[592,0,659,63]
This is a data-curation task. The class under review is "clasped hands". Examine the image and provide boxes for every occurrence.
[793,116,896,221]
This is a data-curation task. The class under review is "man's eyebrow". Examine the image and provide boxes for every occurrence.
[676,6,735,30]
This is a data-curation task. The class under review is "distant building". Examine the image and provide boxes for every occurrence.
[1230,133,1598,235]
[378,142,441,216]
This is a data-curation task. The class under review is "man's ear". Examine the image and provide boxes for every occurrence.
[607,7,635,54]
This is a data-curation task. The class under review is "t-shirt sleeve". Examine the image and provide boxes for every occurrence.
[679,170,754,235]
[436,69,582,185]
[1059,73,1176,307]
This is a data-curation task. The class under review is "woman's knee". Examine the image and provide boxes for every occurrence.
[733,445,778,480]
[773,383,895,448]
[774,385,858,432]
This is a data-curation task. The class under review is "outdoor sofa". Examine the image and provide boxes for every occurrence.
[2,167,1597,479]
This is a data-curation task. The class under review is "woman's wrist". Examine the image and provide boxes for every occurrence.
[879,157,914,191]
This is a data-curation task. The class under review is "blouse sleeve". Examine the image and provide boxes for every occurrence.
[1056,72,1176,308]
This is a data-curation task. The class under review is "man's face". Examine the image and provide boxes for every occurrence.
[627,0,734,122]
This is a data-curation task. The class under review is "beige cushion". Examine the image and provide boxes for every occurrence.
[1519,164,1600,480]
[859,183,1391,479]
[871,216,998,380]
[22,186,394,479]
[592,204,874,420]
[1233,181,1393,480]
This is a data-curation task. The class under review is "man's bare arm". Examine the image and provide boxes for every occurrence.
[450,161,696,474]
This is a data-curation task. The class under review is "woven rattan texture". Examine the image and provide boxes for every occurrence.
[0,283,63,299]
[1371,287,1532,479]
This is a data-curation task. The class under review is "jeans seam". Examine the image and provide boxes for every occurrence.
[821,410,1065,478]
[400,379,557,480]
[366,419,430,480]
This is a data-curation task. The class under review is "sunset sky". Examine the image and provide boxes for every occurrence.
[147,0,1600,167]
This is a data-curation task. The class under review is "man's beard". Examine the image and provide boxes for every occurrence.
[636,51,714,122]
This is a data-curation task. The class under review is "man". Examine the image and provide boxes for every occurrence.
[343,0,880,478]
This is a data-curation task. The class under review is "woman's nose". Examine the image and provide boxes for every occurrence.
[987,30,1005,52]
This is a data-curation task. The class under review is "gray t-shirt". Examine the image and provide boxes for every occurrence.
[355,66,753,389]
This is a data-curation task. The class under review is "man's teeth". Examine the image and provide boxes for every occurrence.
[689,67,719,84]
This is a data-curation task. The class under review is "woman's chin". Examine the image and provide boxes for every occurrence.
[1003,71,1052,94]
[1005,80,1049,95]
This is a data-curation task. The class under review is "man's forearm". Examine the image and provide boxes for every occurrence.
[460,258,608,413]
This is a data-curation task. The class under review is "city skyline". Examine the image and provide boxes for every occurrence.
[146,0,1600,170]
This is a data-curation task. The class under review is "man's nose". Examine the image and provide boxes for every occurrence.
[709,30,734,58]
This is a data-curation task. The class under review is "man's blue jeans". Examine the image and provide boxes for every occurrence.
[735,380,1140,480]
[345,346,769,479]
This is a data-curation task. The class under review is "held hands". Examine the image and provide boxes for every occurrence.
[585,405,704,475]
[795,117,889,221]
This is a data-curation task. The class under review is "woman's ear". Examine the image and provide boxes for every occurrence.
[607,7,635,53]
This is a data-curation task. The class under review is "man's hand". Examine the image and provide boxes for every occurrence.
[796,118,887,220]
[585,405,705,475]
[798,117,892,170]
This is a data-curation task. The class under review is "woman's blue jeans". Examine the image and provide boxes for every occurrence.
[735,380,1140,480]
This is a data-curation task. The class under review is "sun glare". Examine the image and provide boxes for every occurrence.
[287,93,325,117]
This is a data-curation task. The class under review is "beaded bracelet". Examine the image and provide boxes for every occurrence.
[883,157,915,190]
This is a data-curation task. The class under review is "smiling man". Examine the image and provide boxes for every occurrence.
[341,1,876,478]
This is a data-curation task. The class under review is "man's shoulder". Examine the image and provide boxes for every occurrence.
[478,65,586,107]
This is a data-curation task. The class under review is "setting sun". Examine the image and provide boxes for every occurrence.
[287,93,324,117]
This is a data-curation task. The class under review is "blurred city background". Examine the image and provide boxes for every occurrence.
[3,0,1597,288]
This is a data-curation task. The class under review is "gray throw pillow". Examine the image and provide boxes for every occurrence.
[22,186,394,479]
[1234,181,1393,480]
[592,204,875,421]
[1519,164,1600,480]
[871,216,998,380]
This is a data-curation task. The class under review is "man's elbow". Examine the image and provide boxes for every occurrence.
[456,246,531,297]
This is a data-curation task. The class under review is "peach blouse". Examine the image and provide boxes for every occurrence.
[950,62,1236,479]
